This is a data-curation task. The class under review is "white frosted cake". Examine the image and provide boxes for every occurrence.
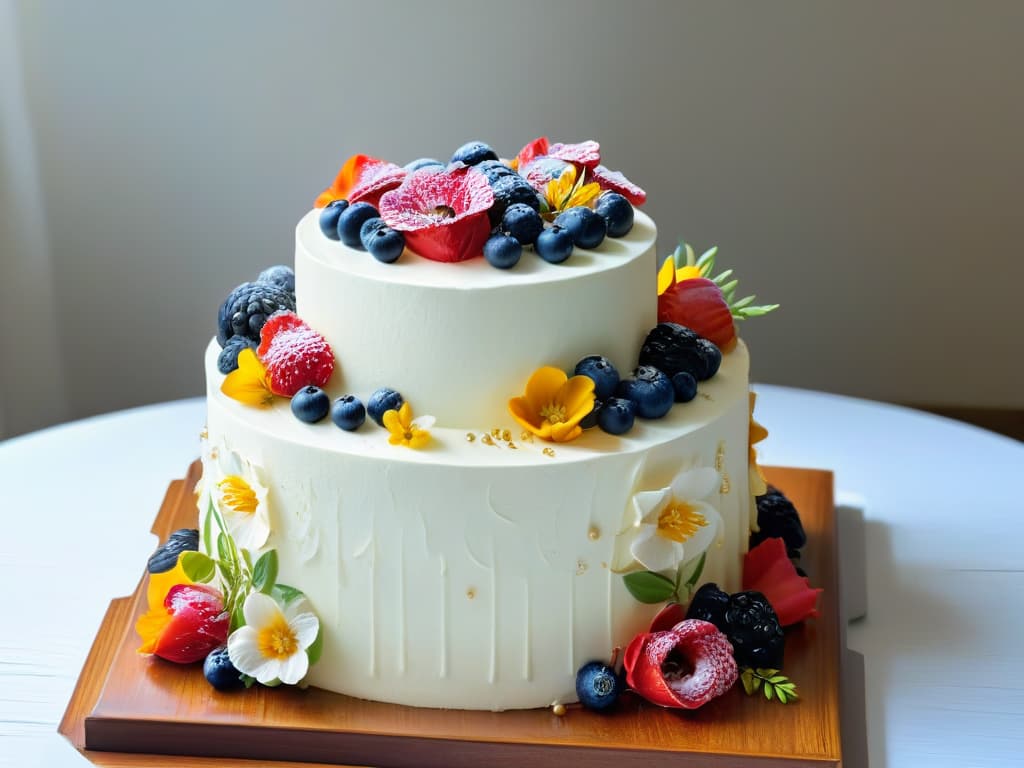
[168,139,791,713]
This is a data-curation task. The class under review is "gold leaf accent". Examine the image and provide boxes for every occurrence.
[543,447,556,458]
[587,525,601,541]
[466,432,476,443]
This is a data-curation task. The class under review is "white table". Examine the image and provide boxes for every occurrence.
[2,390,1021,768]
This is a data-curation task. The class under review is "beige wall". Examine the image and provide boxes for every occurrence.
[3,0,1022,437]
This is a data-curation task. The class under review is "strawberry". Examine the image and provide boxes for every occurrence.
[258,311,335,397]
[150,584,229,664]
[658,277,737,352]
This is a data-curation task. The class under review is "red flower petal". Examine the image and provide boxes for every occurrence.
[589,164,647,205]
[379,166,494,263]
[648,602,687,633]
[548,140,601,168]
[314,155,405,209]
[743,537,823,626]
[623,620,738,709]
[515,136,549,170]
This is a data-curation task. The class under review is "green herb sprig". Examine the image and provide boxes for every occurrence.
[740,668,799,703]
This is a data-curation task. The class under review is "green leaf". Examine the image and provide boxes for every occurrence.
[217,532,231,564]
[764,683,774,701]
[306,625,324,666]
[731,294,756,310]
[230,602,245,633]
[622,571,676,604]
[777,689,788,704]
[253,550,279,594]
[711,269,733,286]
[203,500,215,555]
[180,551,216,583]
[241,674,257,689]
[273,583,305,605]
[674,552,707,602]
[757,668,780,678]
[769,675,787,683]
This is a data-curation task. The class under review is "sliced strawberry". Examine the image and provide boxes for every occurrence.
[514,136,549,170]
[589,165,647,205]
[151,584,229,664]
[548,140,601,168]
[258,311,335,397]
[658,277,737,351]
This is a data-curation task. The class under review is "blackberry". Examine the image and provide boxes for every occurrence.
[685,582,730,626]
[722,591,785,669]
[751,485,808,552]
[217,335,257,374]
[216,281,295,346]
[637,323,708,380]
[695,337,722,380]
[147,528,199,574]
[488,173,541,226]
[257,264,295,294]
[686,585,786,670]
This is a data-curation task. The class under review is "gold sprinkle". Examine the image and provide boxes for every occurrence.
[576,559,588,575]
[199,428,208,440]
[552,703,567,716]
[520,431,534,442]
[466,432,476,443]
[587,525,601,541]
[502,429,511,442]
[720,473,731,495]
[508,441,518,449]
[466,587,476,600]
[481,434,495,446]
[543,447,556,457]
[491,428,502,438]
[715,440,731,494]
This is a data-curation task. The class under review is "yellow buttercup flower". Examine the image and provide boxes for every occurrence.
[748,391,769,496]
[544,165,601,216]
[657,253,703,296]
[383,402,434,449]
[508,366,595,443]
[221,349,274,407]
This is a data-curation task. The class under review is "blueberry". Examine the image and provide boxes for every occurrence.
[366,387,403,426]
[217,335,257,374]
[594,192,634,238]
[318,199,349,241]
[483,233,522,269]
[450,141,498,166]
[534,225,574,264]
[696,338,722,380]
[364,223,405,264]
[337,202,380,249]
[574,355,620,400]
[575,661,623,711]
[579,400,602,429]
[331,395,366,431]
[598,397,635,435]
[257,265,296,293]
[488,174,541,225]
[203,645,244,691]
[501,203,544,245]
[404,157,445,172]
[291,386,330,423]
[553,206,607,250]
[672,371,698,403]
[616,366,674,419]
[475,159,518,184]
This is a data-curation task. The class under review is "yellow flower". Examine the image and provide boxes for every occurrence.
[508,366,595,443]
[136,555,192,654]
[544,165,602,215]
[383,402,434,449]
[221,349,274,407]
[748,391,769,496]
[656,253,703,296]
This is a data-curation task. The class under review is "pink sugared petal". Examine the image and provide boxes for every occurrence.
[347,159,406,205]
[520,156,573,192]
[589,165,647,205]
[548,140,601,168]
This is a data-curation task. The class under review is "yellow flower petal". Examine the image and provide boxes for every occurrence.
[137,555,192,654]
[524,366,568,414]
[676,265,703,283]
[558,375,596,419]
[566,182,602,210]
[397,402,413,429]
[657,256,676,296]
[221,349,274,407]
[549,421,583,443]
[382,408,402,434]
[408,430,431,449]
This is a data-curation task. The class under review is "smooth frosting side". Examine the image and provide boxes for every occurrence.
[294,210,658,429]
[203,339,753,710]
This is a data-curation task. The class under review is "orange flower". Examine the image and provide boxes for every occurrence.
[508,366,595,443]
[135,556,192,654]
[221,349,274,407]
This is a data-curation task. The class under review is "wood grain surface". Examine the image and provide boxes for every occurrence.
[60,464,848,767]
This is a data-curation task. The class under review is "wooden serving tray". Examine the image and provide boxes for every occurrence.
[60,464,863,767]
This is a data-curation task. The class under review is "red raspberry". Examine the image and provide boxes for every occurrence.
[257,311,335,397]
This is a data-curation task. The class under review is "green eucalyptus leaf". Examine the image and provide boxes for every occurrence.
[623,571,676,604]
[253,550,279,594]
[306,625,324,666]
[273,583,305,605]
[180,551,216,583]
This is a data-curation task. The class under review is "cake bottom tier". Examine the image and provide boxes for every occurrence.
[201,340,754,710]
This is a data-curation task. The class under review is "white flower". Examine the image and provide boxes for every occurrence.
[611,464,723,575]
[198,439,271,552]
[227,592,320,685]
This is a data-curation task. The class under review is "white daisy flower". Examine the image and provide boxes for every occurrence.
[197,439,271,552]
[227,592,320,685]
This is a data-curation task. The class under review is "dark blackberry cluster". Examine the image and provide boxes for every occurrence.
[638,322,721,382]
[751,485,808,555]
[216,281,295,346]
[147,528,199,574]
[686,583,785,669]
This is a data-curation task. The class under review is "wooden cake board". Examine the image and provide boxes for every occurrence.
[60,464,866,768]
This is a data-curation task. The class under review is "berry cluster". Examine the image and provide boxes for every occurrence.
[571,322,722,437]
[289,384,403,435]
[319,199,407,264]
[685,583,786,670]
